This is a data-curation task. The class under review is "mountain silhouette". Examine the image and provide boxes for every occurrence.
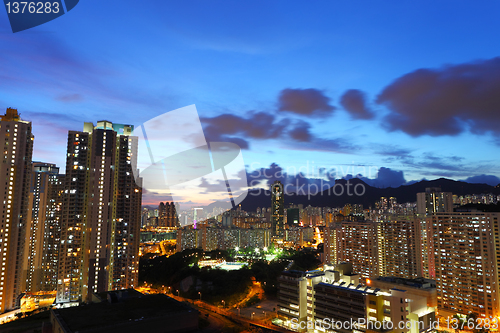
[205,178,500,212]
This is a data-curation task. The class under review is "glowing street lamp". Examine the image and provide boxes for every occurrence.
[255,248,259,253]
[235,247,239,252]
[198,291,202,300]
[263,247,268,252]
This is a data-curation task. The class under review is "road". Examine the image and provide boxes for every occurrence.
[197,308,225,333]
[234,278,263,309]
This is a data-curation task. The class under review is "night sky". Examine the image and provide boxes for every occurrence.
[1,1,500,205]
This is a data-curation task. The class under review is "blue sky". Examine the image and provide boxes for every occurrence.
[1,1,500,204]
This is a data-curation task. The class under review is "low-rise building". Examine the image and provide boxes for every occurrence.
[277,263,437,333]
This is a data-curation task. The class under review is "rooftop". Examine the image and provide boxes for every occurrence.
[1,107,30,123]
[375,276,436,289]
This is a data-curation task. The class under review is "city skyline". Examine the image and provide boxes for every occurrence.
[4,2,500,331]
[1,1,500,206]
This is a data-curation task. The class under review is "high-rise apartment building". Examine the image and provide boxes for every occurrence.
[23,162,64,293]
[176,227,201,252]
[378,218,422,279]
[57,120,142,303]
[325,218,423,282]
[324,221,379,280]
[0,108,34,312]
[416,188,453,215]
[271,181,284,237]
[424,212,500,318]
[158,202,178,227]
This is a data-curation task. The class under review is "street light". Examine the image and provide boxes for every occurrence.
[251,312,255,320]
[198,291,202,301]
[222,300,225,308]
[176,290,179,296]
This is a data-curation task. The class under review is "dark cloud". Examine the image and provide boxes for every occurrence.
[289,120,312,142]
[339,89,374,120]
[345,167,407,188]
[278,88,335,116]
[247,163,409,192]
[369,167,406,188]
[461,174,500,186]
[202,112,353,152]
[377,57,500,137]
[417,153,464,172]
[201,112,290,149]
[247,163,337,194]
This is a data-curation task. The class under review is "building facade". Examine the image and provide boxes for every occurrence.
[324,221,380,280]
[23,162,64,293]
[277,263,437,333]
[424,212,500,318]
[0,108,34,312]
[378,218,423,279]
[176,226,271,252]
[158,202,178,228]
[416,188,453,215]
[56,120,142,303]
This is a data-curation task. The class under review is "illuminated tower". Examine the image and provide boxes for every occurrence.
[271,181,284,237]
[0,108,33,312]
[23,162,64,293]
[56,121,142,303]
